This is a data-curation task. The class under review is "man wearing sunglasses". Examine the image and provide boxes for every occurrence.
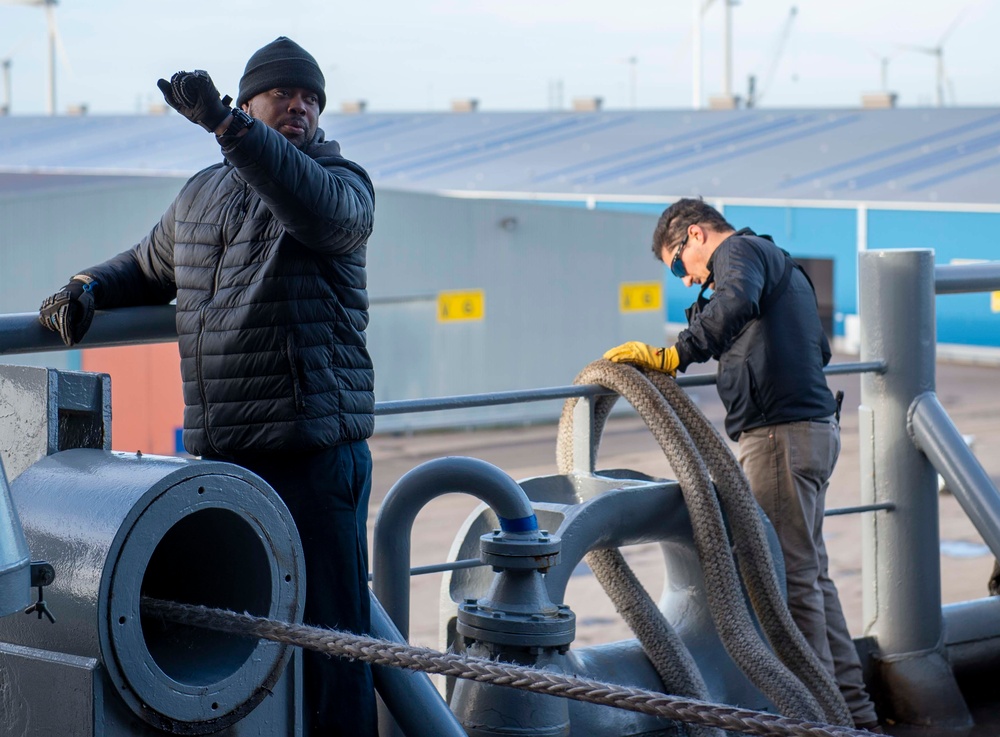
[603,197,881,732]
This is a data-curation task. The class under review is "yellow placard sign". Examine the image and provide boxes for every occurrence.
[438,290,485,322]
[619,282,662,313]
[992,291,1000,314]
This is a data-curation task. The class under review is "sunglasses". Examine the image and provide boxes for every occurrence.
[669,233,690,278]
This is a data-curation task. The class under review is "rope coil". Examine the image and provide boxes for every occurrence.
[555,361,852,726]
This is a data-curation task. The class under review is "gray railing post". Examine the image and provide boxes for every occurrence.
[572,395,598,475]
[859,249,972,728]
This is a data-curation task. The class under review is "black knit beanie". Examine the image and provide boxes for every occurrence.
[237,37,326,112]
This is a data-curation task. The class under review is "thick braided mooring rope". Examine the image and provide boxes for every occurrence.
[555,361,852,726]
[141,597,874,737]
[583,546,722,737]
[642,370,852,726]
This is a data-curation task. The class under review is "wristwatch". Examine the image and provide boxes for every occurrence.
[218,108,255,142]
[71,273,99,293]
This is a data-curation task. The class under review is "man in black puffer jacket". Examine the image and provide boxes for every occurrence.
[39,37,377,736]
[604,198,881,732]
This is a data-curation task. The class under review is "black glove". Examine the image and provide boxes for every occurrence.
[156,70,232,132]
[38,279,97,347]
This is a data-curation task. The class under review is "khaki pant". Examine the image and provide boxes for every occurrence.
[739,419,878,728]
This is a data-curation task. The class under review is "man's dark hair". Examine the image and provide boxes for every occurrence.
[651,197,734,260]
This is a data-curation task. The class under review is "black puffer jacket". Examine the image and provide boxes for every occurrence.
[675,229,836,441]
[83,122,375,456]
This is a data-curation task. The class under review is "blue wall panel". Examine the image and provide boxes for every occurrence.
[679,205,859,335]
[521,199,1000,349]
[868,210,1000,346]
[594,202,665,215]
[590,202,860,335]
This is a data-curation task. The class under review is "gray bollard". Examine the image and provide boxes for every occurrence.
[859,249,972,730]
[0,450,305,736]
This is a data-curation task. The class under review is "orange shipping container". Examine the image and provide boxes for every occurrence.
[81,343,186,456]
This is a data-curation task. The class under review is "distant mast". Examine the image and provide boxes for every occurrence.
[692,0,702,109]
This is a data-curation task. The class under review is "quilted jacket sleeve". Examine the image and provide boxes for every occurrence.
[221,123,375,256]
[675,237,767,370]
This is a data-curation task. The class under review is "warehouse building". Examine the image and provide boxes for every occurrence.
[1,108,998,450]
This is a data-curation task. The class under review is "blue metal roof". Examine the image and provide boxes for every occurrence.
[1,108,999,204]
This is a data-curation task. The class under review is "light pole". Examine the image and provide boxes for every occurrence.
[1,59,10,115]
[627,56,637,109]
[723,0,734,99]
[44,0,55,114]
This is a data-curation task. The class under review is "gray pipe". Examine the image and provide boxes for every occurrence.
[372,456,536,737]
[0,307,177,355]
[369,592,467,737]
[934,262,1000,294]
[373,456,536,641]
[942,597,1000,678]
[910,392,1000,556]
[859,249,971,728]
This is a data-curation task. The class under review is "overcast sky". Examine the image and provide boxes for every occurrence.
[1,0,998,116]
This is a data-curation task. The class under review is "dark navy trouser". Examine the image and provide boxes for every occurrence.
[208,441,376,737]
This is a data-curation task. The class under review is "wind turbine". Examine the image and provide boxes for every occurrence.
[899,5,974,107]
[861,43,896,90]
[617,56,638,109]
[0,0,60,115]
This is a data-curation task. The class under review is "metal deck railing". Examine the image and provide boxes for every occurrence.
[0,305,900,583]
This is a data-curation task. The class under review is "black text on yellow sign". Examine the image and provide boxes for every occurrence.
[438,290,485,322]
[619,282,662,313]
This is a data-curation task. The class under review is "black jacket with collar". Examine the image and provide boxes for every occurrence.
[82,121,376,456]
[675,228,836,441]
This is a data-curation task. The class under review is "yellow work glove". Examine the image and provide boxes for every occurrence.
[603,342,680,377]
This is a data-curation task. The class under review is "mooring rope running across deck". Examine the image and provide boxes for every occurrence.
[141,597,875,737]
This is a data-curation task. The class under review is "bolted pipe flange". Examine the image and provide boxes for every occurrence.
[459,527,575,649]
[458,600,576,649]
[479,529,562,570]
